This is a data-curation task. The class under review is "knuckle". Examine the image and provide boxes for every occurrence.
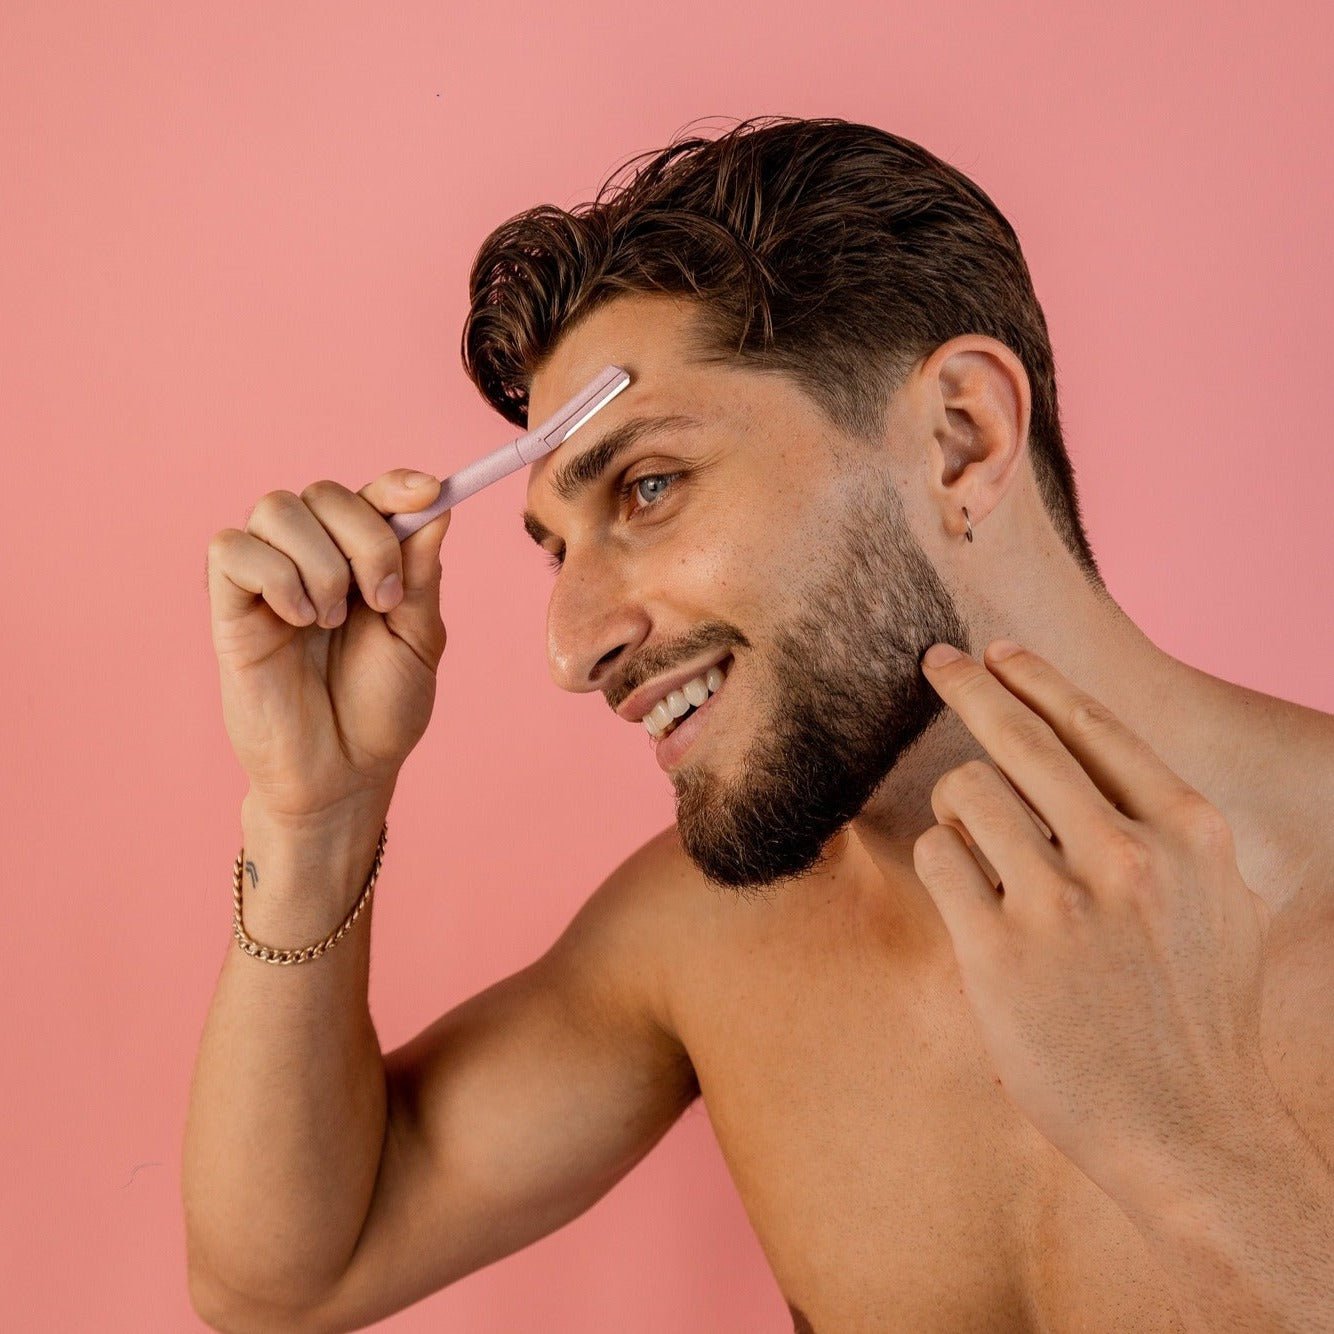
[366,533,404,573]
[309,571,350,604]
[300,478,344,503]
[933,763,997,821]
[913,822,959,870]
[207,528,238,557]
[997,712,1052,754]
[957,758,997,786]
[1099,827,1155,887]
[1052,876,1090,918]
[1172,790,1233,849]
[933,759,991,805]
[250,489,297,524]
[954,672,992,709]
[1066,696,1119,738]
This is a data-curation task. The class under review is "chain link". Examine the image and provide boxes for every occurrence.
[232,823,388,965]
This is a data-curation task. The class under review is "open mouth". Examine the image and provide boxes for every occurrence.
[648,654,733,741]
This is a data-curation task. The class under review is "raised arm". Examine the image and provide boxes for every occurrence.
[190,826,699,1334]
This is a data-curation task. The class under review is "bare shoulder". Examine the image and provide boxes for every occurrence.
[1272,688,1334,760]
[1263,888,1334,1161]
[1255,692,1334,1146]
[567,822,703,947]
[1217,678,1334,900]
[547,822,703,1054]
[1267,689,1334,902]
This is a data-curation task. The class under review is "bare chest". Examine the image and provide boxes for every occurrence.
[670,867,1334,1334]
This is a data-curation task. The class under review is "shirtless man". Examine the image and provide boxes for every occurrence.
[184,119,1334,1332]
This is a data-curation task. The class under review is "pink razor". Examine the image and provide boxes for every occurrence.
[387,365,632,542]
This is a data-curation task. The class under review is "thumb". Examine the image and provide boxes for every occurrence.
[388,471,451,596]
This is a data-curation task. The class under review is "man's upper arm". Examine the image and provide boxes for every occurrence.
[300,825,699,1334]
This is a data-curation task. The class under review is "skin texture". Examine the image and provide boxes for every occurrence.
[521,292,1334,1331]
[528,293,1133,892]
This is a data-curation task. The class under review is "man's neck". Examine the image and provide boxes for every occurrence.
[849,552,1284,912]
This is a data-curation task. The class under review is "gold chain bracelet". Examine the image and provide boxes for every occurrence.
[232,822,388,965]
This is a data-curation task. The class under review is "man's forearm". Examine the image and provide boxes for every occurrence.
[182,794,393,1313]
[1111,1083,1334,1333]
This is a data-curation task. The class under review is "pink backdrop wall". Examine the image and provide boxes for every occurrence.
[2,1,1330,1329]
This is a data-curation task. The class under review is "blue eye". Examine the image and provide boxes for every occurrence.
[542,472,683,573]
[621,471,681,513]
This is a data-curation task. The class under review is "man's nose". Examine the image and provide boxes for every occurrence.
[545,560,647,698]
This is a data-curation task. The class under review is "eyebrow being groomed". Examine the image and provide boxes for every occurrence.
[520,412,703,549]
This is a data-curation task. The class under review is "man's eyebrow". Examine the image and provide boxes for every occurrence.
[521,412,703,548]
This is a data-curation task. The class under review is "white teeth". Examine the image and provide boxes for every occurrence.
[642,660,729,738]
[683,678,709,707]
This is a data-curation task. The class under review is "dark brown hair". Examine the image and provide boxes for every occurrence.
[462,114,1103,589]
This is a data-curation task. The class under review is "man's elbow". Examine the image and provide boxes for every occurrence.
[188,1262,328,1334]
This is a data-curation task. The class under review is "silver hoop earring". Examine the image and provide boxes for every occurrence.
[962,506,974,542]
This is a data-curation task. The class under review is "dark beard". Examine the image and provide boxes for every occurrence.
[671,482,970,894]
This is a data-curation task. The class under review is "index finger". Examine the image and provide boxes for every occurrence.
[972,641,1198,824]
[920,641,1125,865]
[922,641,1193,834]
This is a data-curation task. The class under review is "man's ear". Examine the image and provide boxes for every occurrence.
[919,334,1031,525]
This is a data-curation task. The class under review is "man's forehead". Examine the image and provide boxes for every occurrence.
[525,292,704,424]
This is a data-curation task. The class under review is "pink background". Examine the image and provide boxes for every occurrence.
[2,2,1330,1329]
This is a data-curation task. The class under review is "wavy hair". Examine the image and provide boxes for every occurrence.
[462,115,1103,589]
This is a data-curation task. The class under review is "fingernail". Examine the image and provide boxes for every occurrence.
[376,573,403,608]
[404,472,435,489]
[923,643,962,668]
[987,639,1023,662]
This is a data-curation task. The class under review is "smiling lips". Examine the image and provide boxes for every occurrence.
[649,659,737,772]
[642,658,731,739]
[615,651,734,727]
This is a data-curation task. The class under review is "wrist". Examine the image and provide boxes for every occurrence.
[1097,1072,1297,1231]
[235,794,390,948]
[241,787,393,841]
[1100,1078,1334,1334]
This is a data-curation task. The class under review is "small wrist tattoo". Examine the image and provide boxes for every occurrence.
[244,860,259,890]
